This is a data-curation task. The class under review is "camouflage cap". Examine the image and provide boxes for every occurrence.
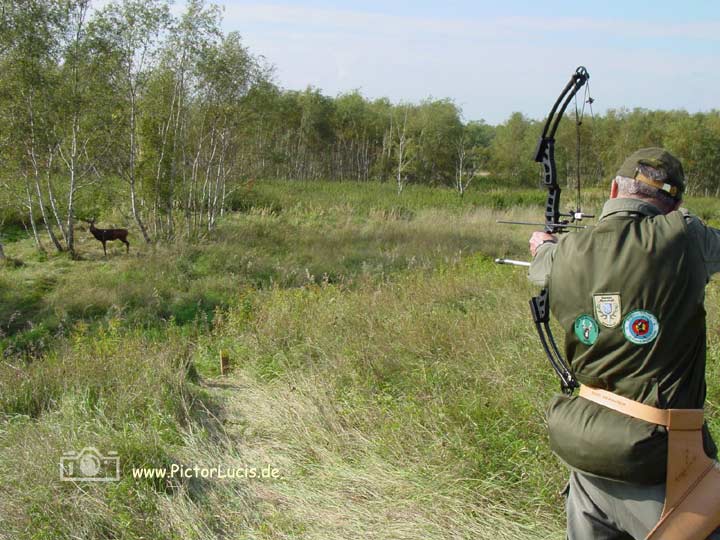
[616,147,685,199]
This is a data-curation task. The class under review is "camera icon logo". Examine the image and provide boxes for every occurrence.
[60,447,120,482]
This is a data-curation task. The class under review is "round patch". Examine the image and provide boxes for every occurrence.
[574,315,599,346]
[623,310,660,345]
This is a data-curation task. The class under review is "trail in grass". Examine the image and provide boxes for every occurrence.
[205,369,563,540]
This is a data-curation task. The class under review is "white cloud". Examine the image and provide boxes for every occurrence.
[223,4,720,42]
[180,2,720,123]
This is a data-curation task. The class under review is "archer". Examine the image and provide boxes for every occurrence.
[530,141,720,538]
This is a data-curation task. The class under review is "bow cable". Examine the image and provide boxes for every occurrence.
[573,80,595,220]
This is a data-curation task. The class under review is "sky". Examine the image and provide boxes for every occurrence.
[184,1,720,124]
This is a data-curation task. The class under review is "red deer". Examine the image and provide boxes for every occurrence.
[84,218,130,256]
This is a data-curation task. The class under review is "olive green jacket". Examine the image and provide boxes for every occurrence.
[529,197,720,483]
[530,198,720,287]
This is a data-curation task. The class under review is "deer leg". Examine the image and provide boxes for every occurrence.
[102,241,107,257]
[123,239,130,253]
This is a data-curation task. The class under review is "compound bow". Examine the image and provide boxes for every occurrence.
[497,66,593,394]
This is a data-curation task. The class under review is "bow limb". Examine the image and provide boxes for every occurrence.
[533,66,590,233]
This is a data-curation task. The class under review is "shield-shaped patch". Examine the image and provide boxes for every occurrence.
[593,293,622,328]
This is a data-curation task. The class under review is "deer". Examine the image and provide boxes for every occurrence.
[83,218,130,257]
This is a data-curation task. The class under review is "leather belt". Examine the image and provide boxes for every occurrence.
[577,383,720,540]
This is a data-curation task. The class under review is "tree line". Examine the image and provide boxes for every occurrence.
[2,0,720,257]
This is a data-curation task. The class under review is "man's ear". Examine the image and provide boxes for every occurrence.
[610,179,619,199]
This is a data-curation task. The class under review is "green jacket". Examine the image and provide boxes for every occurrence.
[530,197,720,484]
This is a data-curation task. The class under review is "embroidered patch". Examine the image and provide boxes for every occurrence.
[623,310,660,345]
[574,315,599,345]
[593,293,622,328]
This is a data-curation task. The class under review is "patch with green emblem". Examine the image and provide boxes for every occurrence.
[574,315,599,345]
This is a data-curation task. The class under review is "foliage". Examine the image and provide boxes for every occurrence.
[3,3,720,250]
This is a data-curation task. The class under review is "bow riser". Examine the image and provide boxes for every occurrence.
[534,138,562,233]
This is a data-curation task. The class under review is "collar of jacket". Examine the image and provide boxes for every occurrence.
[599,197,664,221]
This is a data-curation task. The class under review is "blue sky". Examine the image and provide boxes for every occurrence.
[202,1,720,124]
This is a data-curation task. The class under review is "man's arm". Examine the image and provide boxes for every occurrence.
[683,210,720,278]
[528,231,558,287]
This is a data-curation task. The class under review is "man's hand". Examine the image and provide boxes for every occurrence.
[529,231,557,257]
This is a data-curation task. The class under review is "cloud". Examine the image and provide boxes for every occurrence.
[192,2,720,123]
[223,4,720,43]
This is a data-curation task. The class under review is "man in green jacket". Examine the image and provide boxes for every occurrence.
[528,148,720,539]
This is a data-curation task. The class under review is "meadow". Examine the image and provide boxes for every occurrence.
[1,179,719,540]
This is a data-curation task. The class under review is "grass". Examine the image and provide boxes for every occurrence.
[209,257,565,534]
[1,183,545,359]
[1,178,719,539]
[0,323,207,537]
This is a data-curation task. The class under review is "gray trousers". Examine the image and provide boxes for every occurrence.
[565,471,720,540]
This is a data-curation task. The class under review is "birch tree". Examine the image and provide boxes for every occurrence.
[392,105,414,194]
[139,0,221,239]
[55,0,95,256]
[194,32,260,232]
[91,0,171,244]
[455,131,473,198]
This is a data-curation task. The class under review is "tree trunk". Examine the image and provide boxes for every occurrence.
[23,175,43,250]
[209,131,227,231]
[34,172,63,251]
[153,74,180,240]
[27,99,64,251]
[128,93,151,244]
[46,165,68,246]
[130,181,150,243]
[65,115,79,257]
[28,148,63,251]
[166,72,186,239]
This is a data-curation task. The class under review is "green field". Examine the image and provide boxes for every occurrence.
[1,180,719,539]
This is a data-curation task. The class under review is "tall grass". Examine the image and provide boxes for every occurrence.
[1,178,719,539]
[0,195,537,358]
[207,256,566,538]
